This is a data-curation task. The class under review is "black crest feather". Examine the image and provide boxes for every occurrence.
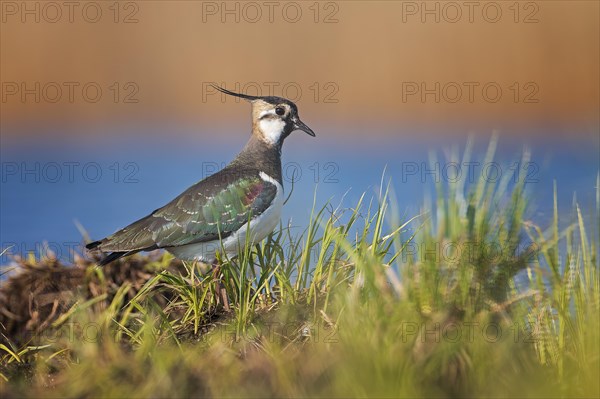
[210,84,261,101]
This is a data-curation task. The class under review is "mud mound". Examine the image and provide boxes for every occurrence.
[0,253,183,346]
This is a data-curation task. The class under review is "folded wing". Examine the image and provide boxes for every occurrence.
[88,172,278,254]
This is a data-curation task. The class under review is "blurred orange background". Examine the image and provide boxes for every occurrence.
[1,0,598,138]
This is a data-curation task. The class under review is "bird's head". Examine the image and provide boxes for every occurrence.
[212,85,315,147]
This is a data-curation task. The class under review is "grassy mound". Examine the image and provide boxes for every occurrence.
[1,139,598,398]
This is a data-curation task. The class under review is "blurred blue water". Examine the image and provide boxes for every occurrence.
[1,127,598,265]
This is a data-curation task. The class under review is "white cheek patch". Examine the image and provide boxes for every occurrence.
[259,118,285,145]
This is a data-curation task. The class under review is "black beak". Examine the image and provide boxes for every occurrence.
[293,118,316,137]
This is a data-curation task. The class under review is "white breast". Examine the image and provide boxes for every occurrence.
[166,172,284,262]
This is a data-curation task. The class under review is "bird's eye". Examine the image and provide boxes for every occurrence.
[275,106,285,116]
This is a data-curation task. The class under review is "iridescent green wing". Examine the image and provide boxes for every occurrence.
[98,173,277,252]
[153,175,277,247]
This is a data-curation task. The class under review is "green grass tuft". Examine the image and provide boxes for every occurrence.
[1,140,598,398]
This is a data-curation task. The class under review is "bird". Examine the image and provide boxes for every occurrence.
[86,85,315,271]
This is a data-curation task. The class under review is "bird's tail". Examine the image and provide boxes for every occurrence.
[96,251,129,266]
[85,240,129,265]
[85,240,102,251]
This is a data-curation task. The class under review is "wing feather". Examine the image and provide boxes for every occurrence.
[93,171,278,253]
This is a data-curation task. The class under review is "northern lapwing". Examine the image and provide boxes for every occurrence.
[86,85,315,307]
